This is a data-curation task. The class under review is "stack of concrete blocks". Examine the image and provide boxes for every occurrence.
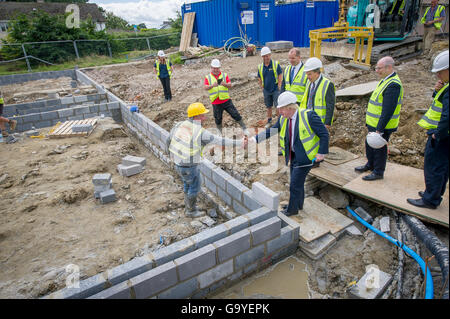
[44,207,301,299]
[117,155,146,177]
[72,123,93,133]
[2,93,121,132]
[92,173,116,204]
[265,40,294,51]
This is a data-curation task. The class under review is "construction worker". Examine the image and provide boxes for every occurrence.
[250,91,329,216]
[387,0,406,20]
[168,102,246,217]
[421,0,446,56]
[299,57,336,131]
[407,50,449,209]
[258,46,283,128]
[355,56,403,181]
[281,48,307,104]
[204,59,249,135]
[0,91,17,137]
[154,50,173,102]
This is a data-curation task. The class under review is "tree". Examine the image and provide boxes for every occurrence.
[103,10,132,30]
[137,23,147,30]
[168,10,182,33]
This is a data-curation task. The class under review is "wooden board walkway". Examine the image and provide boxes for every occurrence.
[48,118,97,139]
[310,154,449,227]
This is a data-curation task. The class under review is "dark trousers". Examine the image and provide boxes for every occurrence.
[365,131,392,176]
[423,135,449,207]
[212,99,242,126]
[159,77,172,100]
[287,153,312,213]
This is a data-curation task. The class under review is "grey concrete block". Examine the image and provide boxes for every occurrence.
[214,229,251,263]
[243,190,263,211]
[69,115,84,121]
[199,159,216,179]
[117,163,143,177]
[99,103,108,112]
[379,216,390,233]
[22,113,41,123]
[108,101,120,110]
[197,259,233,289]
[152,238,195,267]
[46,99,61,107]
[348,268,393,299]
[232,199,248,215]
[212,168,231,190]
[130,261,178,299]
[249,217,281,246]
[88,281,132,299]
[252,182,280,211]
[87,94,98,102]
[235,244,265,270]
[266,40,294,50]
[190,224,229,249]
[84,113,98,120]
[246,207,276,225]
[72,124,93,132]
[224,216,249,235]
[299,233,336,260]
[345,225,363,237]
[58,108,74,118]
[100,189,116,204]
[267,226,294,255]
[74,95,88,103]
[217,187,232,206]
[89,105,99,113]
[61,96,74,105]
[122,155,146,167]
[355,207,374,224]
[92,173,112,186]
[157,277,198,299]
[74,106,91,115]
[203,176,217,195]
[174,244,216,281]
[226,178,249,202]
[34,121,52,129]
[46,273,109,299]
[106,255,153,286]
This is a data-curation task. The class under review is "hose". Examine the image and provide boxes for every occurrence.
[401,214,449,299]
[346,206,434,299]
[223,37,250,57]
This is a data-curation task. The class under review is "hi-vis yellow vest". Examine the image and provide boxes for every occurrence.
[155,59,172,78]
[169,120,204,165]
[258,60,280,85]
[366,74,403,130]
[205,73,230,102]
[299,76,333,124]
[389,0,406,16]
[279,108,320,161]
[0,97,4,104]
[421,5,446,30]
[284,64,307,103]
[418,83,449,130]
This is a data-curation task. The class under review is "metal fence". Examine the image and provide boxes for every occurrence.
[0,32,181,72]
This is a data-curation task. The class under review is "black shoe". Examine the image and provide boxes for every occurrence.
[362,173,383,181]
[312,161,321,168]
[281,207,298,216]
[278,151,283,156]
[355,165,371,173]
[407,198,437,210]
[418,191,424,197]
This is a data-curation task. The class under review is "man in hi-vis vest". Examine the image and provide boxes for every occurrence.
[250,92,329,217]
[407,50,449,209]
[421,0,446,55]
[281,48,308,105]
[355,56,403,181]
[204,59,249,136]
[168,102,246,217]
[0,91,17,137]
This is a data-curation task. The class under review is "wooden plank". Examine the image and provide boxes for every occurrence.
[310,157,366,187]
[290,197,353,243]
[336,81,379,97]
[52,120,72,135]
[324,146,360,165]
[179,12,196,52]
[48,118,97,139]
[343,162,449,227]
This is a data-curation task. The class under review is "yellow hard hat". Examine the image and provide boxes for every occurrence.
[187,102,209,117]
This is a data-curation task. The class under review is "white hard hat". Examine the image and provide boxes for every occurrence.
[211,59,221,68]
[432,50,449,73]
[158,50,165,57]
[277,91,297,108]
[304,57,323,72]
[261,46,271,56]
[366,132,387,149]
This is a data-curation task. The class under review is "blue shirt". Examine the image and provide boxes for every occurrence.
[258,60,283,93]
[154,61,172,78]
[426,5,446,22]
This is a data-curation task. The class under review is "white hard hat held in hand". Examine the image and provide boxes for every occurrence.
[304,57,323,72]
[158,50,165,57]
[277,91,297,108]
[211,59,221,68]
[366,132,387,149]
[432,50,449,73]
[261,46,271,56]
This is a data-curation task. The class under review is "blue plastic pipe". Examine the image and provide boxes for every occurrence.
[346,206,434,299]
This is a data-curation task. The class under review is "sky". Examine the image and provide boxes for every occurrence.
[90,0,198,29]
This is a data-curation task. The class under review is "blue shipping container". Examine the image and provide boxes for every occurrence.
[182,0,339,48]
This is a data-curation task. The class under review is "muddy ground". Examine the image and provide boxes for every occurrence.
[0,118,222,298]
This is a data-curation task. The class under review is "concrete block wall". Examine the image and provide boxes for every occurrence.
[0,69,76,86]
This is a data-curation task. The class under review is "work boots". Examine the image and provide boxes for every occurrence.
[184,194,205,218]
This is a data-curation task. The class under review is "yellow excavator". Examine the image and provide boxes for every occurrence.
[310,0,423,69]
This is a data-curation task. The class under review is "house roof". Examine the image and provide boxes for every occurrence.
[0,2,106,22]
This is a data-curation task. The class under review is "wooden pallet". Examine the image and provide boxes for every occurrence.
[179,12,196,52]
[48,118,98,139]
